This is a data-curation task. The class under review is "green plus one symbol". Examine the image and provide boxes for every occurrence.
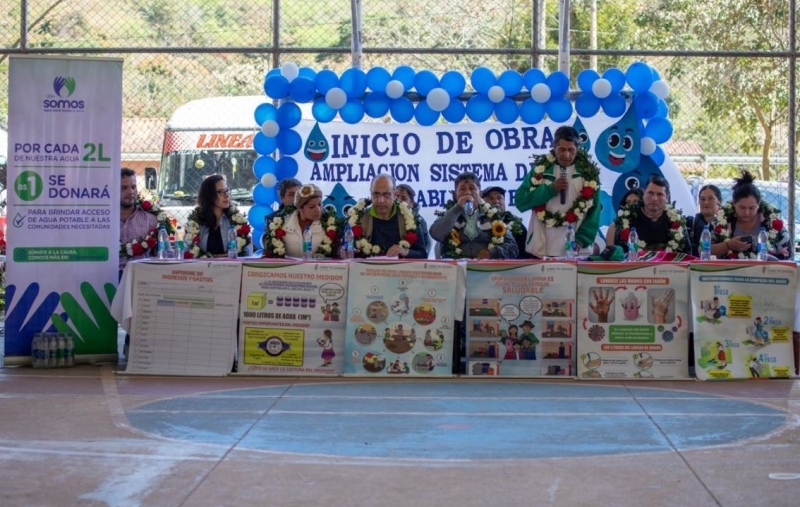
[15,170,43,201]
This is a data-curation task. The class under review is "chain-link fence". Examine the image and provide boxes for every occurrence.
[0,0,798,244]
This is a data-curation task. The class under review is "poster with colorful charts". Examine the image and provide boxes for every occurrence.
[236,260,349,376]
[690,261,796,380]
[465,261,577,377]
[576,262,691,379]
[343,259,458,376]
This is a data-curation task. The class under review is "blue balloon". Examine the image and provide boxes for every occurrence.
[601,93,627,118]
[392,65,416,90]
[575,93,601,117]
[289,77,317,103]
[651,147,665,166]
[253,132,278,155]
[465,95,494,122]
[340,67,367,98]
[441,99,466,123]
[265,75,290,99]
[657,99,669,118]
[603,68,626,91]
[519,99,546,124]
[340,99,365,124]
[470,67,496,94]
[645,117,674,144]
[634,91,659,119]
[414,102,439,126]
[414,70,439,95]
[253,155,276,179]
[546,97,573,122]
[312,98,337,122]
[252,227,265,249]
[275,156,299,180]
[276,130,302,155]
[626,62,654,92]
[367,67,391,92]
[254,103,278,125]
[389,97,415,123]
[266,68,281,79]
[253,184,278,206]
[498,70,523,96]
[577,69,600,92]
[315,69,340,94]
[276,102,302,129]
[298,66,317,80]
[494,98,519,124]
[247,204,273,229]
[364,92,391,118]
[522,68,546,89]
[546,71,570,96]
[440,71,466,97]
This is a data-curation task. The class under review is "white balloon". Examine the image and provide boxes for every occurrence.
[650,80,669,100]
[531,83,551,103]
[592,78,612,99]
[487,85,505,104]
[325,87,347,110]
[640,137,656,156]
[280,62,299,82]
[386,79,405,99]
[427,88,450,112]
[261,120,280,137]
[261,173,277,188]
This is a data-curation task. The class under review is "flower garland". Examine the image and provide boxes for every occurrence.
[263,206,339,258]
[499,210,525,238]
[346,199,419,257]
[433,200,507,259]
[119,196,175,258]
[613,201,687,252]
[185,205,252,259]
[714,201,786,259]
[529,150,600,227]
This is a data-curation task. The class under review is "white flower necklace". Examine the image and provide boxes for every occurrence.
[347,199,419,257]
[613,202,686,252]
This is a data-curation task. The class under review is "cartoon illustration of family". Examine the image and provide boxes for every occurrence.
[502,320,540,360]
[321,302,341,321]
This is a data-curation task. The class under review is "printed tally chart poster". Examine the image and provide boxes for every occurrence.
[237,261,349,375]
[465,261,577,377]
[344,260,458,376]
[577,262,690,379]
[690,261,796,380]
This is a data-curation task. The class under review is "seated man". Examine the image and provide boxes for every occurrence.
[481,185,530,259]
[613,174,692,255]
[343,174,427,258]
[429,172,518,259]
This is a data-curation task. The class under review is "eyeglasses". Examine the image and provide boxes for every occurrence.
[216,188,230,196]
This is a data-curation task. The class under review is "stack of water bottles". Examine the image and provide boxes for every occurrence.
[627,227,639,261]
[564,224,577,260]
[31,332,75,369]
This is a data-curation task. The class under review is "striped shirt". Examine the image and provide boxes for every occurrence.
[119,207,159,271]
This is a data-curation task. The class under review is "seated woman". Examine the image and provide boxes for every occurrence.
[606,188,642,247]
[262,183,338,258]
[687,184,722,257]
[395,183,431,256]
[714,170,790,259]
[186,174,251,258]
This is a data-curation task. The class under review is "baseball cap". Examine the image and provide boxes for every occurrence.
[481,186,506,198]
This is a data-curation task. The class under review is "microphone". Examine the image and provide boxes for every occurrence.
[464,200,474,216]
[559,166,567,205]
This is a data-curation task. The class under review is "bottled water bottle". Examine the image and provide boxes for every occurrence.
[343,224,355,259]
[628,227,640,262]
[65,334,75,367]
[56,333,66,367]
[48,334,58,368]
[31,334,43,369]
[227,227,238,259]
[700,225,712,261]
[157,226,169,260]
[757,227,768,261]
[303,226,313,260]
[175,225,185,260]
[464,200,474,216]
[564,224,577,260]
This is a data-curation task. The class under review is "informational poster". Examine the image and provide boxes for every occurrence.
[344,260,458,376]
[237,261,349,375]
[576,262,690,379]
[126,262,242,376]
[465,261,577,377]
[5,56,122,362]
[690,261,796,380]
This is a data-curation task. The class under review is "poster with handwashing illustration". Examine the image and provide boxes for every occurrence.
[576,262,690,379]
[690,262,796,380]
[465,261,577,377]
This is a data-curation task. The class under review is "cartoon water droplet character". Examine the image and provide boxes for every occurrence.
[304,122,329,162]
[572,116,591,152]
[594,103,642,173]
[621,292,641,320]
[609,156,665,214]
[322,182,356,218]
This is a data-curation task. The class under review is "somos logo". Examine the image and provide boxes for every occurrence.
[43,76,85,111]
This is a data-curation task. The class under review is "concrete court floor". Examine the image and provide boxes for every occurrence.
[0,358,799,507]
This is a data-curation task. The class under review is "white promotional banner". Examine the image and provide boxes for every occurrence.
[576,262,691,379]
[690,261,796,380]
[237,260,349,376]
[6,56,122,361]
[465,261,578,377]
[344,259,458,376]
